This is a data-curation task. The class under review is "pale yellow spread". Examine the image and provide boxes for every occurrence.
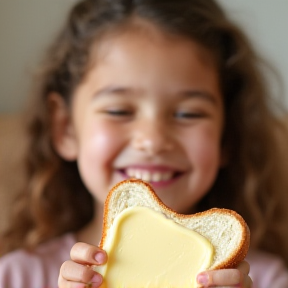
[98,207,214,288]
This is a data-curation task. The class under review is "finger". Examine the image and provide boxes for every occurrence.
[209,276,253,288]
[60,260,103,285]
[70,242,107,266]
[197,269,241,287]
[242,274,253,288]
[237,260,250,275]
[58,275,101,288]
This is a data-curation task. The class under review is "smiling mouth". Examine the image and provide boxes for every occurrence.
[119,168,183,183]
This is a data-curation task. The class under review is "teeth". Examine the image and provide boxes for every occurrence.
[134,170,142,179]
[152,172,161,182]
[126,168,173,183]
[142,171,151,182]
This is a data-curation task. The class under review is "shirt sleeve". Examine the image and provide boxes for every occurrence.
[0,249,52,288]
[247,250,288,288]
[0,233,75,288]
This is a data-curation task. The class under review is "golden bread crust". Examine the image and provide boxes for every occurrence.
[100,179,250,270]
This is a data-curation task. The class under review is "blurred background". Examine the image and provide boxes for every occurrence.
[0,0,288,236]
[0,0,288,113]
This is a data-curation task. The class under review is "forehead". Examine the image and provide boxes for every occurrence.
[76,18,221,103]
[89,18,217,71]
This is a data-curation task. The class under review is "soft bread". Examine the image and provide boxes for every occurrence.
[96,179,250,286]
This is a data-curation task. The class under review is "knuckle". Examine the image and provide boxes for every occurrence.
[237,260,250,276]
[57,274,66,288]
[211,269,242,286]
[60,260,70,275]
[70,242,81,259]
[80,265,94,283]
[231,269,242,283]
[70,242,101,263]
[84,247,96,261]
[79,267,87,282]
[245,275,253,288]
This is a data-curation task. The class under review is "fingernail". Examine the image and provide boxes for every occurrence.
[91,273,102,284]
[95,252,105,264]
[197,273,209,286]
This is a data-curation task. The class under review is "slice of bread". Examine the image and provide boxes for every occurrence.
[96,179,250,287]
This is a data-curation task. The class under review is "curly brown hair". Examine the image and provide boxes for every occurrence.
[2,0,288,264]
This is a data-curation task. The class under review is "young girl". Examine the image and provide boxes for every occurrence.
[1,0,288,287]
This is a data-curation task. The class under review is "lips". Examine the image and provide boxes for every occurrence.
[118,166,184,184]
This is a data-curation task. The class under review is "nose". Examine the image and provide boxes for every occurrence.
[131,119,174,155]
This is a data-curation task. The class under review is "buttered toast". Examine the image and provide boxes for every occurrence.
[94,179,250,288]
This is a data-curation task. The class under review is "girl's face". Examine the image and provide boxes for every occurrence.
[59,24,224,213]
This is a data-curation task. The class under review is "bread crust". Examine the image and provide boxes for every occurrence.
[100,179,250,270]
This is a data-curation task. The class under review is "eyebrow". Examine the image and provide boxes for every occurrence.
[93,85,219,105]
[93,86,134,98]
[180,90,218,105]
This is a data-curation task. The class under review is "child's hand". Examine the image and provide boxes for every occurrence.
[58,242,107,288]
[58,243,251,288]
[196,261,252,287]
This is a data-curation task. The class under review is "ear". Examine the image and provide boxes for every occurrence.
[48,93,78,161]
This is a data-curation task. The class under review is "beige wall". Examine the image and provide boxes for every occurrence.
[0,0,288,113]
[218,0,288,111]
[0,0,76,113]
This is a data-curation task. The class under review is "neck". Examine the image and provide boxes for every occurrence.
[76,202,104,246]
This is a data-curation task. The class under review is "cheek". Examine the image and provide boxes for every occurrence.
[77,122,124,181]
[185,125,222,171]
[88,128,118,159]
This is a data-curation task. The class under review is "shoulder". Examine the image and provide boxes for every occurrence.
[247,249,288,288]
[0,233,76,288]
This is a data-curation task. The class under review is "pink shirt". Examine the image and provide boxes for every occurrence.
[0,233,288,288]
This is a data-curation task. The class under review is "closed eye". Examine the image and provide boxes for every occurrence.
[105,110,133,116]
[174,111,205,119]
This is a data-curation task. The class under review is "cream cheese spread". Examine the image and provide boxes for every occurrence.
[97,206,214,288]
